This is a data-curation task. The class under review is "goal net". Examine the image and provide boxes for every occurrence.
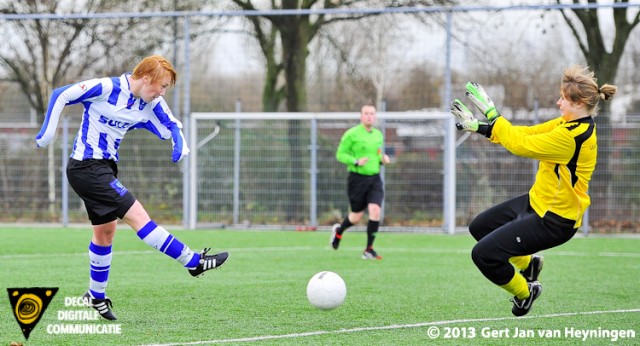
[188,111,456,233]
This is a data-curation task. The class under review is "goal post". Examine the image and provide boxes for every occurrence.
[188,111,456,234]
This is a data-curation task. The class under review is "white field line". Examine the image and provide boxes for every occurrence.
[139,308,640,346]
[1,246,639,260]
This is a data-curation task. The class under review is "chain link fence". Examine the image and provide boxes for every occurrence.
[1,4,639,233]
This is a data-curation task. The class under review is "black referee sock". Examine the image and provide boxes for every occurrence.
[338,218,353,235]
[366,220,380,248]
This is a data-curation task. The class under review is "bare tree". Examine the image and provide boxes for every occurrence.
[1,0,109,117]
[320,14,411,109]
[0,0,224,119]
[0,0,129,217]
[228,0,456,221]
[0,0,223,219]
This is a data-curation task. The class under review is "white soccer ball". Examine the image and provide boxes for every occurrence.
[306,271,347,310]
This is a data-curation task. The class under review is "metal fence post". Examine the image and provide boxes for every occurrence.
[61,117,69,226]
[183,16,194,229]
[443,10,456,235]
[310,117,318,226]
[233,99,242,225]
[379,100,387,224]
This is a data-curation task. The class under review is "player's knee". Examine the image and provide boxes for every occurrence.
[471,243,493,270]
[468,217,490,241]
[349,212,364,224]
[92,225,116,245]
[368,204,381,217]
[123,201,152,228]
[470,245,482,267]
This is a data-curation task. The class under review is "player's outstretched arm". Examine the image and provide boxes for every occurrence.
[35,84,77,148]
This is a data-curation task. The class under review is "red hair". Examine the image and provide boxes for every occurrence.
[131,55,177,86]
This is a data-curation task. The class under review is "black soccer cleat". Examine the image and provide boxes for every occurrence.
[511,281,542,317]
[521,254,544,282]
[188,248,229,278]
[330,223,342,250]
[83,291,117,321]
[362,247,382,260]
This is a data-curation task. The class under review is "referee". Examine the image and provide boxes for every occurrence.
[331,104,391,260]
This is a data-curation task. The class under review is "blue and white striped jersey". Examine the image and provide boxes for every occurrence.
[35,73,189,163]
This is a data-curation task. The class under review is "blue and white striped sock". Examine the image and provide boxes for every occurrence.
[137,221,200,268]
[89,242,112,299]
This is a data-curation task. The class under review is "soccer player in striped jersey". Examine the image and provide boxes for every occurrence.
[451,65,616,316]
[35,55,229,320]
[331,104,391,260]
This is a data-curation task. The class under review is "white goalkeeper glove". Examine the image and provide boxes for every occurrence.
[450,99,484,131]
[465,81,500,122]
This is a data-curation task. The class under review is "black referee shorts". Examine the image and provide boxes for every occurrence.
[66,158,136,225]
[469,194,577,285]
[347,172,384,213]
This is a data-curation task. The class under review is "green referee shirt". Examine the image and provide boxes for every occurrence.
[336,124,385,176]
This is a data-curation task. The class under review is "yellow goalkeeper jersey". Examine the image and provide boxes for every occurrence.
[489,115,597,228]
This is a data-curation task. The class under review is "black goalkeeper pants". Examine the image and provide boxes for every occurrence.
[469,194,577,286]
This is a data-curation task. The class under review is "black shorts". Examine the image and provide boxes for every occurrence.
[347,172,384,213]
[469,194,578,285]
[66,158,136,225]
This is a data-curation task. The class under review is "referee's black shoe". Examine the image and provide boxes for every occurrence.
[521,254,544,282]
[188,248,229,277]
[511,281,542,317]
[83,291,117,321]
[330,223,342,250]
[362,247,382,260]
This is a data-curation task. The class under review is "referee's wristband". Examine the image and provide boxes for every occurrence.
[354,159,359,166]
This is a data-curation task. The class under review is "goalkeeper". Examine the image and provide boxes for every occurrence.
[451,65,616,316]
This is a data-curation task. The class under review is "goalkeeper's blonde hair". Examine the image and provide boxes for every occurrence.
[561,65,617,116]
